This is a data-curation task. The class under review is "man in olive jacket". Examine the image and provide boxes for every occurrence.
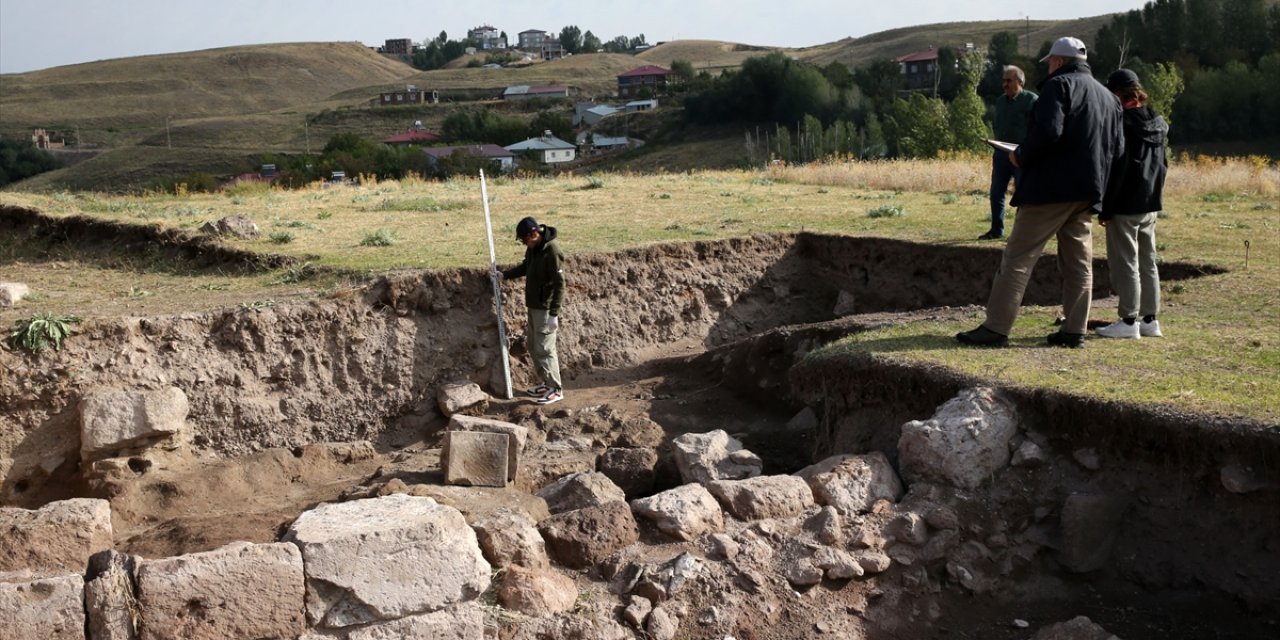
[500,216,566,404]
[957,36,1125,349]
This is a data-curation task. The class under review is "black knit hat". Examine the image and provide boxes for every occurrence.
[516,216,539,239]
[1106,69,1141,91]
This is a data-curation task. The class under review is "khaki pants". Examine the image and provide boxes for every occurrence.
[984,201,1094,335]
[527,309,562,390]
[1105,213,1161,320]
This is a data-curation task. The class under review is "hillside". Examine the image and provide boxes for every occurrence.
[0,15,1123,191]
[0,42,414,144]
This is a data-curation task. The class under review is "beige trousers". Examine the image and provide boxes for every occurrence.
[984,201,1094,335]
[527,309,562,390]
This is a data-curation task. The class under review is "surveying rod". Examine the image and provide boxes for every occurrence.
[480,170,514,399]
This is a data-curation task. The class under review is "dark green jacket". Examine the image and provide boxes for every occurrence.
[993,89,1037,144]
[502,225,565,315]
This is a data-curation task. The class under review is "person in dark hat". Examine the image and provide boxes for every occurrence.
[956,36,1125,349]
[1095,68,1169,340]
[498,216,566,404]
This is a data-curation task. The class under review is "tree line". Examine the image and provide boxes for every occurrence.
[411,26,649,71]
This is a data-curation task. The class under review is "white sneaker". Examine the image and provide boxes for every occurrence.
[1095,319,1140,339]
[525,384,551,397]
[1139,319,1164,337]
[536,389,563,405]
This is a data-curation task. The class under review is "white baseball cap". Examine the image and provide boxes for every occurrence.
[1040,36,1088,62]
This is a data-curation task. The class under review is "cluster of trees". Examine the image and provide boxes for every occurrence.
[410,25,653,71]
[682,51,990,161]
[412,31,473,71]
[553,26,647,54]
[0,139,60,187]
[1090,0,1280,142]
[441,109,572,147]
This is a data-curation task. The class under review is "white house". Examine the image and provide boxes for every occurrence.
[505,131,577,164]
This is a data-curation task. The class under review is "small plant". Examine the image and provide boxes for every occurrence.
[272,262,319,285]
[583,177,605,190]
[941,193,959,204]
[198,282,230,291]
[867,204,905,218]
[8,313,81,353]
[360,228,397,247]
[268,231,295,244]
[240,299,277,310]
[317,211,333,220]
[664,223,684,231]
[125,286,152,299]
[817,187,830,194]
[656,192,672,199]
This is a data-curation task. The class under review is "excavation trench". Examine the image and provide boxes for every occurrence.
[1,231,1275,639]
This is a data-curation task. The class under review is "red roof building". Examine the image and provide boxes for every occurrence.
[895,46,967,91]
[382,130,442,145]
[617,65,671,98]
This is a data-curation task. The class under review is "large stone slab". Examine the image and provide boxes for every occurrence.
[448,414,529,483]
[80,387,189,461]
[0,497,113,573]
[630,483,724,541]
[536,471,626,514]
[539,501,639,570]
[345,604,485,640]
[0,571,85,640]
[706,475,814,520]
[443,430,510,487]
[136,541,304,640]
[798,452,904,515]
[672,429,762,484]
[898,386,1017,490]
[284,494,490,628]
[85,550,140,640]
[437,381,490,417]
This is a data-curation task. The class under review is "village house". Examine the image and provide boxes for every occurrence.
[469,25,506,50]
[423,144,515,172]
[895,45,972,92]
[378,85,438,106]
[617,65,671,98]
[505,131,577,165]
[517,29,548,51]
[502,85,570,101]
[380,38,413,56]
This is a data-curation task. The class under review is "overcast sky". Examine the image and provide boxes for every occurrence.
[0,0,1150,74]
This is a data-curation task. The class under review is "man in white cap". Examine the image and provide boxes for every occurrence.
[956,36,1125,349]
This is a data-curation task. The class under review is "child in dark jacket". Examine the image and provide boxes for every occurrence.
[1097,69,1169,340]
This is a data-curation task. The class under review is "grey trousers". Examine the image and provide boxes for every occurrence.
[527,309,562,390]
[984,201,1094,335]
[1105,212,1161,319]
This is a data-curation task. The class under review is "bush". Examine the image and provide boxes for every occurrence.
[360,229,397,246]
[268,231,295,244]
[867,204,905,218]
[8,312,81,353]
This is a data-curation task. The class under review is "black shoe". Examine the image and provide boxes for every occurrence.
[1046,331,1085,348]
[977,231,1003,240]
[956,325,1009,347]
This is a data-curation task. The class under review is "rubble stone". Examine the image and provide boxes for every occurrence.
[536,471,626,514]
[630,483,724,541]
[436,381,489,417]
[707,474,814,520]
[802,452,904,516]
[597,447,658,498]
[79,387,189,461]
[0,571,85,640]
[1030,615,1121,640]
[471,507,549,569]
[498,566,578,617]
[898,387,1018,490]
[0,497,113,573]
[805,505,843,545]
[0,282,30,307]
[672,429,762,484]
[199,215,260,238]
[539,501,639,570]
[85,550,140,640]
[346,605,485,640]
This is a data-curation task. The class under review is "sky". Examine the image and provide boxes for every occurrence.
[0,0,1152,74]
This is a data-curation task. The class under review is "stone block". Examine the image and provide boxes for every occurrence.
[447,414,528,483]
[443,430,510,488]
[436,381,489,417]
[0,497,113,573]
[0,571,85,640]
[80,387,188,461]
[707,475,814,520]
[345,604,485,640]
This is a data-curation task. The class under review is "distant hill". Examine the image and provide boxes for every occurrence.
[0,42,413,142]
[0,15,1122,190]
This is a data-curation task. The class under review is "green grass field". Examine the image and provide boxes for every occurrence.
[1,157,1276,423]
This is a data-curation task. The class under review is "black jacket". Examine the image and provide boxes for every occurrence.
[502,225,565,315]
[1012,60,1125,212]
[1100,105,1168,219]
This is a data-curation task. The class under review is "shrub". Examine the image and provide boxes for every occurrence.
[8,313,81,353]
[867,204,905,218]
[360,229,397,247]
[268,231,295,244]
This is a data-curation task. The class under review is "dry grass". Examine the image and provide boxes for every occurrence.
[767,153,1280,198]
[2,159,1276,423]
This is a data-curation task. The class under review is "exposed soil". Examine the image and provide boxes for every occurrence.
[1,222,1276,639]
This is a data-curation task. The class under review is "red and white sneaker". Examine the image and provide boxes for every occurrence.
[536,389,563,405]
[525,384,551,397]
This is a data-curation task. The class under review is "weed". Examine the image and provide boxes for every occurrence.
[580,177,605,190]
[1219,222,1251,230]
[240,299,277,310]
[941,193,959,205]
[664,223,684,231]
[721,217,744,225]
[317,211,333,220]
[373,197,465,213]
[1253,201,1277,210]
[198,282,230,291]
[268,231,295,244]
[275,219,320,231]
[1170,283,1186,294]
[272,263,319,285]
[817,187,830,194]
[1201,191,1235,203]
[8,313,81,353]
[655,192,672,199]
[125,286,152,299]
[751,177,775,186]
[360,229,397,247]
[867,204,905,218]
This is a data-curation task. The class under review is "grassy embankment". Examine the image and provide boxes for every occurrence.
[1,155,1276,422]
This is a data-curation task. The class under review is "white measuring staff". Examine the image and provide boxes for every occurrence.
[480,169,513,399]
